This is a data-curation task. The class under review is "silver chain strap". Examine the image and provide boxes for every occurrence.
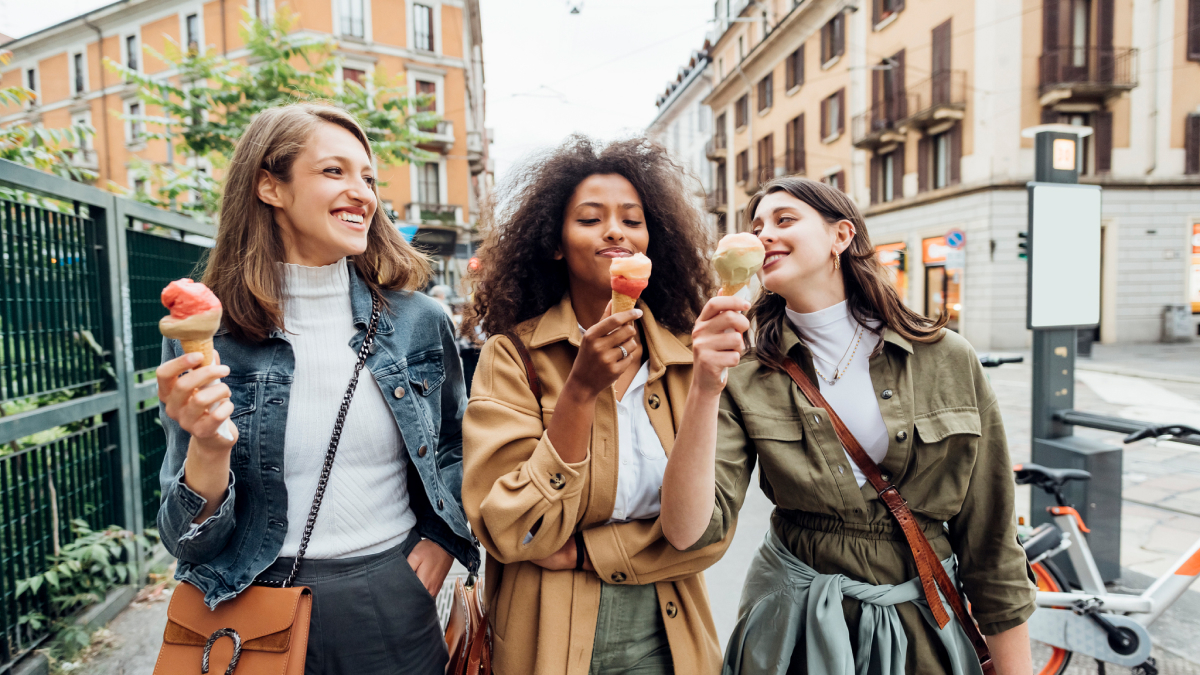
[257,291,381,589]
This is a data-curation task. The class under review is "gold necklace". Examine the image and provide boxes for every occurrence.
[812,324,863,386]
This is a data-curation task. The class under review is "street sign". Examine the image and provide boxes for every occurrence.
[945,249,965,271]
[1026,182,1102,329]
[946,229,965,249]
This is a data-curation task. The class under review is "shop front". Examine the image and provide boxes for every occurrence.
[875,242,909,305]
[1191,221,1200,314]
[922,236,961,332]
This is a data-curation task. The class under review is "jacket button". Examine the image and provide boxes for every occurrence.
[423,378,429,391]
[610,572,626,583]
[549,473,566,490]
[393,386,405,399]
[881,389,893,400]
[665,602,678,618]
[437,498,444,510]
[418,445,428,458]
[648,394,660,409]
[896,430,908,442]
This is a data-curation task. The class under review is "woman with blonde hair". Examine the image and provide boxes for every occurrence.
[461,135,735,675]
[155,102,477,674]
[661,177,1036,674]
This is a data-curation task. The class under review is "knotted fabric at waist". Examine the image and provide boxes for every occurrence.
[722,527,983,675]
[775,508,948,542]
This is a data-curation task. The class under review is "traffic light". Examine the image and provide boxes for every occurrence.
[1017,232,1029,260]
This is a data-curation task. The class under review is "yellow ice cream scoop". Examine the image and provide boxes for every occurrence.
[713,233,766,296]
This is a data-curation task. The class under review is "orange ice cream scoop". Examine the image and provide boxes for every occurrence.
[159,279,223,360]
[609,253,652,312]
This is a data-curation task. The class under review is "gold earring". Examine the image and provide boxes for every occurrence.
[833,252,841,271]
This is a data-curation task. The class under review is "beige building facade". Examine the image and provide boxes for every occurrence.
[1,0,492,292]
[692,0,1200,349]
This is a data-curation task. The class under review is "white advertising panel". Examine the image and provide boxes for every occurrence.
[1027,183,1102,329]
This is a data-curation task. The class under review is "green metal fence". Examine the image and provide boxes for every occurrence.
[0,159,212,668]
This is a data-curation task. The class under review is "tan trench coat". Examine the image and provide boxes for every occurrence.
[462,295,734,675]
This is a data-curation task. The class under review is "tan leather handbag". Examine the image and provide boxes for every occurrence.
[153,293,380,675]
[444,574,491,675]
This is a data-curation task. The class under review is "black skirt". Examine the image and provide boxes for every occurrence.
[256,530,448,675]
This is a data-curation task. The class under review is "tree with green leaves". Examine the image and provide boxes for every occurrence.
[105,8,439,221]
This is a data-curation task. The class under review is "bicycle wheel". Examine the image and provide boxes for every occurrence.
[1031,560,1073,675]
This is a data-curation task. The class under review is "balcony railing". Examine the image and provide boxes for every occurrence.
[745,162,776,194]
[705,136,727,160]
[706,186,727,213]
[902,70,967,129]
[1039,47,1138,98]
[407,202,460,225]
[852,98,908,149]
[416,119,455,153]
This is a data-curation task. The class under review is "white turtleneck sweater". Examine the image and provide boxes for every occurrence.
[786,301,889,487]
[278,258,416,559]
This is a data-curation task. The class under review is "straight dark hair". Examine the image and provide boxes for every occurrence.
[746,177,946,372]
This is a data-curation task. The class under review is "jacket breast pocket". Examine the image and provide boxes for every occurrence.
[741,412,815,508]
[911,406,981,516]
[226,379,258,465]
[407,350,446,397]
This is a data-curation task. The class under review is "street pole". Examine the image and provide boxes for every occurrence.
[1025,125,1122,584]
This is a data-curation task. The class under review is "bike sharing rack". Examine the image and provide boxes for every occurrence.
[1023,126,1200,670]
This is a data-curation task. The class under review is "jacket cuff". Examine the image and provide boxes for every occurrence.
[160,468,237,558]
[526,433,588,501]
[582,525,634,585]
[977,601,1035,636]
[684,504,727,552]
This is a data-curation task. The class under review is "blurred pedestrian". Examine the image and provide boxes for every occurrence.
[460,135,732,675]
[428,284,456,322]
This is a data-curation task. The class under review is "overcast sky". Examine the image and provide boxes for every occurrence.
[3,0,714,180]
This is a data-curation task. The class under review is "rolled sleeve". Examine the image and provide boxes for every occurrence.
[686,394,755,552]
[159,467,238,563]
[585,515,733,586]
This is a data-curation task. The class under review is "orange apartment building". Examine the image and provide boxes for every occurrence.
[695,0,1200,349]
[1,0,492,293]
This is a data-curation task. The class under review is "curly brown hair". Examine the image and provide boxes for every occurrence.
[463,135,715,339]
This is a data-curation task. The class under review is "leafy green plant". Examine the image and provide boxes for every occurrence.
[15,520,158,659]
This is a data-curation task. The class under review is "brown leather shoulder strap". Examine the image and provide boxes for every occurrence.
[502,332,541,403]
[780,357,995,674]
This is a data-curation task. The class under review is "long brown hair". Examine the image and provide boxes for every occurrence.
[462,135,715,339]
[202,103,430,343]
[747,177,945,371]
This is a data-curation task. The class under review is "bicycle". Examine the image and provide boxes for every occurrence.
[1016,458,1200,675]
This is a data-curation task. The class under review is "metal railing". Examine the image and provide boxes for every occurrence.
[903,70,967,127]
[0,159,212,668]
[851,97,906,147]
[705,186,727,213]
[705,135,727,160]
[1039,47,1138,94]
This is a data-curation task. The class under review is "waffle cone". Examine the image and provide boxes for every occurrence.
[180,339,216,367]
[719,282,749,297]
[611,291,637,314]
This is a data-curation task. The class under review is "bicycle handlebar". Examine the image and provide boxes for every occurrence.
[978,354,1025,368]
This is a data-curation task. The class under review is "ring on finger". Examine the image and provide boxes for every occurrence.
[618,345,629,360]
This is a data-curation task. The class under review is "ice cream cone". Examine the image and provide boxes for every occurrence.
[179,338,216,367]
[719,282,750,297]
[612,290,637,314]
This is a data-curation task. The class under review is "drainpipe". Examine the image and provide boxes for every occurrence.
[82,15,113,184]
[220,0,228,55]
[1145,0,1160,175]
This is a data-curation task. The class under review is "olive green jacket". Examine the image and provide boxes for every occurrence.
[691,323,1037,638]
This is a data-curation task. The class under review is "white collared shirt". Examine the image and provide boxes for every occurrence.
[610,360,668,523]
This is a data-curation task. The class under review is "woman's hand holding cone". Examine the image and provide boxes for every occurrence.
[690,296,750,395]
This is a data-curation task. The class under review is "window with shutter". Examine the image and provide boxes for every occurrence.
[949,122,962,185]
[1189,0,1200,61]
[1185,114,1200,174]
[1094,111,1113,173]
[836,89,845,136]
[893,143,905,199]
[871,155,882,204]
[736,95,749,129]
[917,136,930,192]
[758,73,773,112]
[786,46,804,90]
[737,150,749,183]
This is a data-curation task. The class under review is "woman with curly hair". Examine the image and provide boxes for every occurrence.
[461,135,735,675]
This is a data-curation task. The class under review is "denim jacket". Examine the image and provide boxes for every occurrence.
[158,262,480,608]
